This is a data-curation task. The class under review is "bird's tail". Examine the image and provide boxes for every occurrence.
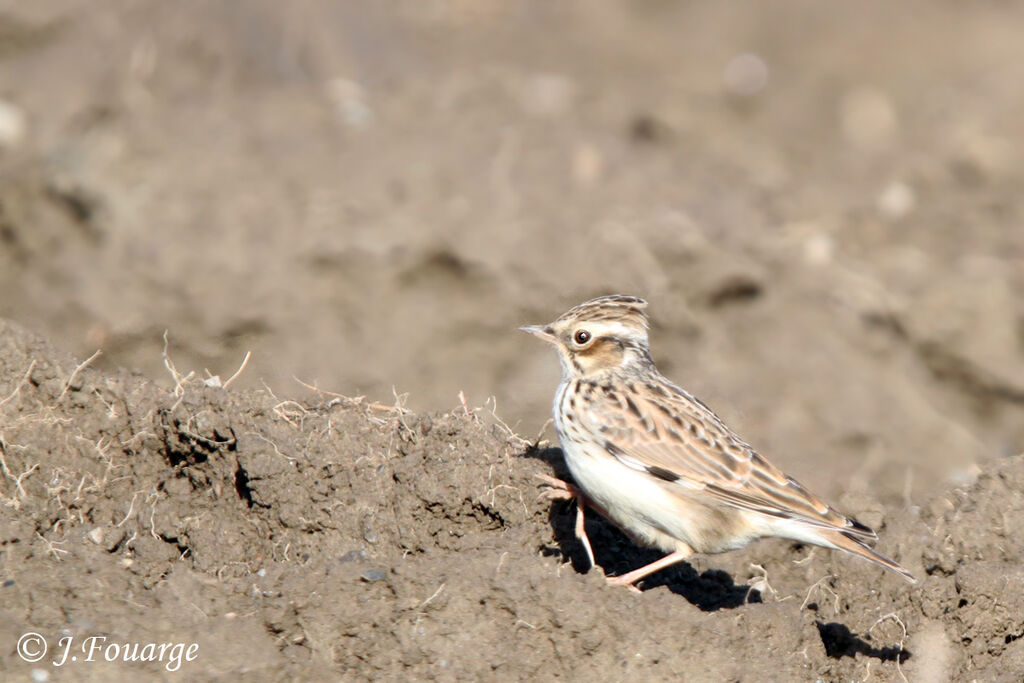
[819,528,917,584]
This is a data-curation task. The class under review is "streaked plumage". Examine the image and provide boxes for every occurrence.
[522,294,914,588]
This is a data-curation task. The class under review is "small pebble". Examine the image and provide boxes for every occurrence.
[360,568,388,582]
[326,78,373,129]
[340,549,367,564]
[877,181,916,220]
[803,234,835,266]
[361,519,379,545]
[723,53,768,96]
[0,99,26,148]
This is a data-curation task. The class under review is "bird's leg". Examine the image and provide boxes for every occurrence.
[606,546,694,591]
[571,495,595,569]
[536,473,596,569]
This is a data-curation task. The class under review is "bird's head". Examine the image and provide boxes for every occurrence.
[520,294,652,379]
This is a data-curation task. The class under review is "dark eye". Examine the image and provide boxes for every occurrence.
[573,329,591,345]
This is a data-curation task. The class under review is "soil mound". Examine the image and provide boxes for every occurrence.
[1,320,1021,680]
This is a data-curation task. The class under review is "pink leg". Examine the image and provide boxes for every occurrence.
[606,547,694,590]
[536,474,596,568]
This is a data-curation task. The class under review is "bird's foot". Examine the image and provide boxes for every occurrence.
[604,548,694,593]
[605,574,644,594]
[535,473,579,501]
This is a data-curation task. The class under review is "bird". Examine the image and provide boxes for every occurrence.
[521,294,915,589]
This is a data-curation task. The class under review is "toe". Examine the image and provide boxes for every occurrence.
[535,474,577,501]
[606,576,643,594]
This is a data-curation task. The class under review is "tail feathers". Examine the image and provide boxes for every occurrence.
[821,529,917,584]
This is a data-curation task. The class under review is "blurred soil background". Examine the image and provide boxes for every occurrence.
[1,1,1023,680]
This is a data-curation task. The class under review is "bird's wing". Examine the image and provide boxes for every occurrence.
[580,376,877,541]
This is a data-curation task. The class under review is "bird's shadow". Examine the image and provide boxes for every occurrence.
[521,445,760,611]
[816,622,911,663]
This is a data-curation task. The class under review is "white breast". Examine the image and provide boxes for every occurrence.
[553,381,689,552]
[552,380,759,555]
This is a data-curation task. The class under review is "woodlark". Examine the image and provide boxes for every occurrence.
[522,294,915,589]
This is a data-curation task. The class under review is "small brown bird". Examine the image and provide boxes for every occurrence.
[522,295,915,589]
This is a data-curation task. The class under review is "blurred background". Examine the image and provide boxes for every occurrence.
[1,0,1022,505]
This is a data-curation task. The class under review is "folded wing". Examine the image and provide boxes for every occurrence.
[583,376,878,543]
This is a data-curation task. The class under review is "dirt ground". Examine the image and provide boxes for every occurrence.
[1,1,1023,680]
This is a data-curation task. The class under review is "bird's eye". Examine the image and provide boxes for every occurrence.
[573,329,591,345]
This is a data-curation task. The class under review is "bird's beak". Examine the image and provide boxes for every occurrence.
[519,324,557,344]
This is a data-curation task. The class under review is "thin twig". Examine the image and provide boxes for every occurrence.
[747,563,778,600]
[222,351,252,389]
[162,331,194,399]
[0,440,38,507]
[116,491,141,527]
[294,377,346,399]
[36,532,69,561]
[0,359,36,406]
[417,583,446,610]
[293,377,411,414]
[800,575,839,615]
[533,418,554,448]
[868,613,909,683]
[57,350,102,401]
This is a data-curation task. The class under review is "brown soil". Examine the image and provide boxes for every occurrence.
[2,1,1024,681]
[2,319,1024,681]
